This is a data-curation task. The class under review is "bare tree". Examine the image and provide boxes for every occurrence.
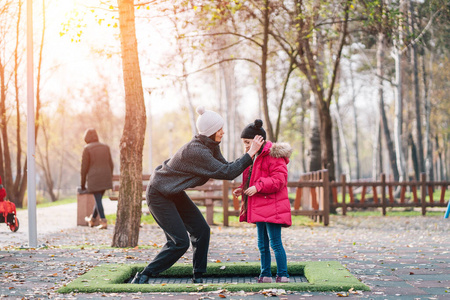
[0,0,44,207]
[112,0,147,248]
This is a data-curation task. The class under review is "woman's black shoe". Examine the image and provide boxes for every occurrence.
[192,272,203,283]
[192,277,203,283]
[131,272,149,284]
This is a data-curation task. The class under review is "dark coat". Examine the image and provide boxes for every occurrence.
[149,134,253,196]
[81,129,114,193]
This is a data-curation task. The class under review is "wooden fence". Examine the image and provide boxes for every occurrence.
[108,171,449,227]
[330,173,450,216]
[223,170,330,226]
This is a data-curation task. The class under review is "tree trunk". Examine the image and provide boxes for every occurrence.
[14,1,23,195]
[349,61,360,179]
[409,0,425,174]
[274,60,295,142]
[260,0,274,141]
[219,61,235,159]
[408,133,419,180]
[334,102,351,178]
[299,85,307,173]
[422,51,433,181]
[378,29,399,181]
[393,48,405,182]
[436,135,444,181]
[308,92,321,171]
[112,0,147,248]
[372,117,382,180]
[319,103,335,180]
[334,117,342,177]
[182,73,197,136]
[0,61,14,204]
[37,119,57,202]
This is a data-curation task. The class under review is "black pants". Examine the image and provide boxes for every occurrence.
[143,186,210,276]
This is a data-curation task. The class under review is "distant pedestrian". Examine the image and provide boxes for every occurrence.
[234,119,293,283]
[131,106,264,284]
[81,128,114,230]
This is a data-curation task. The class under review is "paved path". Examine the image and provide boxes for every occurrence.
[0,199,118,246]
[0,202,449,299]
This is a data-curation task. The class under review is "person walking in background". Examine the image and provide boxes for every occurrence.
[81,128,114,230]
[233,119,293,283]
[131,106,264,284]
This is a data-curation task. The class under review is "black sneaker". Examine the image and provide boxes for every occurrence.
[131,272,149,284]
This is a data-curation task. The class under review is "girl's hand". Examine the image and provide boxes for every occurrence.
[233,188,243,197]
[244,186,258,196]
[247,135,264,157]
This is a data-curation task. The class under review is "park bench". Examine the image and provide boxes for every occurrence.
[109,175,223,225]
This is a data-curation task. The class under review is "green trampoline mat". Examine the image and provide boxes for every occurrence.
[58,261,370,293]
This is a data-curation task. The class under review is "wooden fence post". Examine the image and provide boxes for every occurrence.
[205,191,214,225]
[341,174,347,216]
[222,181,230,227]
[323,170,330,226]
[421,173,427,216]
[381,173,386,216]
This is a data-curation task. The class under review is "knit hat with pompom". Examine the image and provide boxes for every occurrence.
[240,119,267,140]
[196,106,225,137]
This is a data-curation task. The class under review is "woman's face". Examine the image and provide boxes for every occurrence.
[215,128,225,142]
[242,138,252,152]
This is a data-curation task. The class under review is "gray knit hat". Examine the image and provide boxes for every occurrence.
[196,106,224,137]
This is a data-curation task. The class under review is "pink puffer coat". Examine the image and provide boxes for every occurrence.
[239,141,293,227]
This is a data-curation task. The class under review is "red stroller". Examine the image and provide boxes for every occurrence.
[0,176,19,232]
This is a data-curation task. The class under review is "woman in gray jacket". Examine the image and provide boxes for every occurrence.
[132,106,264,284]
[81,128,114,229]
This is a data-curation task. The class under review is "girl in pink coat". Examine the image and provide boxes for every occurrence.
[234,119,293,283]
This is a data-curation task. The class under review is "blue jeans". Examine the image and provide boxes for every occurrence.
[91,191,105,219]
[256,222,288,277]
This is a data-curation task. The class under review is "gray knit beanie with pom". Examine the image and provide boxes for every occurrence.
[195,106,225,137]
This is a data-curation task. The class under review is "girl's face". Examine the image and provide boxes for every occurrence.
[215,128,225,142]
[242,138,253,152]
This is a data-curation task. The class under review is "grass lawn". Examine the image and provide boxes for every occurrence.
[105,206,320,227]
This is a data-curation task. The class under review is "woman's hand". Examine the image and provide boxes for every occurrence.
[244,186,258,196]
[233,188,243,197]
[247,135,264,157]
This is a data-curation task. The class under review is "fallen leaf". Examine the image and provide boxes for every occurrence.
[337,292,349,297]
[219,295,226,298]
